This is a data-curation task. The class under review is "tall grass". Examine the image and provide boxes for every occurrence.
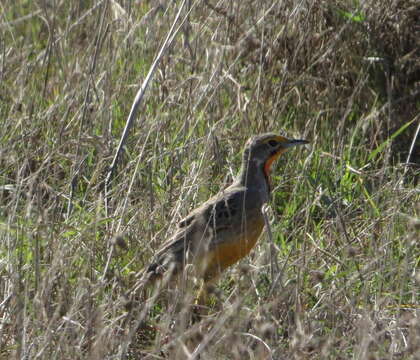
[0,0,418,358]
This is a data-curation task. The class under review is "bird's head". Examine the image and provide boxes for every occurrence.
[243,133,309,181]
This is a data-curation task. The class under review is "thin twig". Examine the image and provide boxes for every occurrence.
[104,0,189,210]
[262,204,280,283]
[405,115,420,168]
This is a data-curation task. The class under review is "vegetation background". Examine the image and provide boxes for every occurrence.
[1,0,419,358]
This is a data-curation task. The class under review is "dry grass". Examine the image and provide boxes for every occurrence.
[0,0,419,359]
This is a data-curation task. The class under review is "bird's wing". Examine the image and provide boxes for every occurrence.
[149,186,247,266]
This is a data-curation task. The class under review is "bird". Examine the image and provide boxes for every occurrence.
[143,133,308,302]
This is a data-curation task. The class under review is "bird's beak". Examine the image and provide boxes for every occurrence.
[282,138,309,148]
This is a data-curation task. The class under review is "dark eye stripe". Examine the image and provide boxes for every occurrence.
[268,139,278,147]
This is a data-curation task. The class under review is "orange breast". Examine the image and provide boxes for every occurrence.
[203,216,265,281]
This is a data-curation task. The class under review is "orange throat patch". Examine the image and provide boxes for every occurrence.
[263,150,283,178]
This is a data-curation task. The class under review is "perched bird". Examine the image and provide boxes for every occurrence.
[144,133,308,301]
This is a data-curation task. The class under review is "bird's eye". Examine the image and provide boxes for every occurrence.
[268,139,278,147]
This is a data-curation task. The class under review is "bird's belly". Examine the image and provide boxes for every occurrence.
[203,216,265,280]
